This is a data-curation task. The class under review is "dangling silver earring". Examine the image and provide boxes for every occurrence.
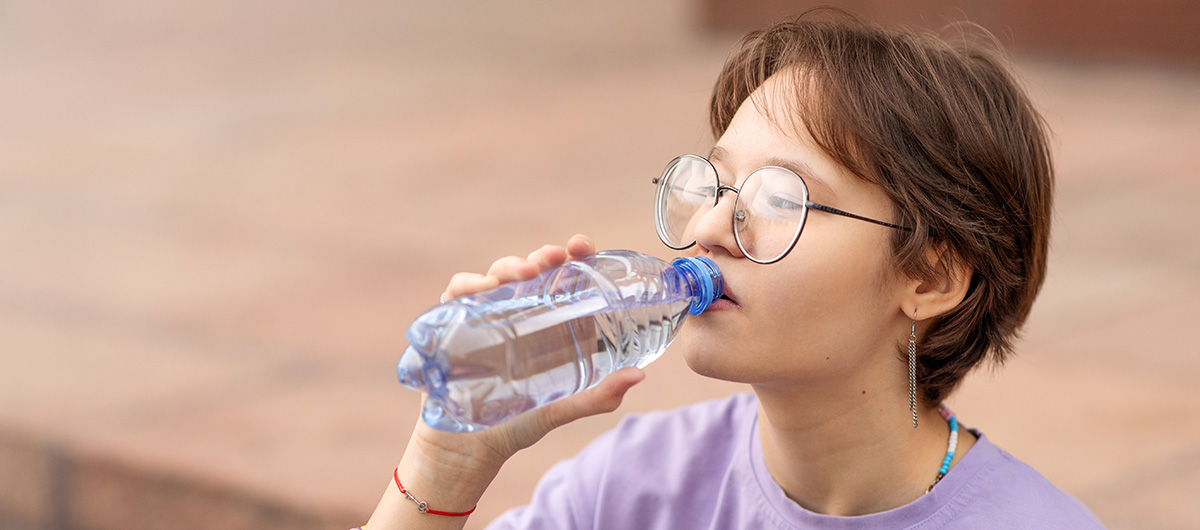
[909,319,918,428]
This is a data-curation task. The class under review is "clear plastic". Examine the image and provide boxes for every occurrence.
[397,250,723,433]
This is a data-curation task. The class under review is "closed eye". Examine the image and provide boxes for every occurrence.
[767,194,804,211]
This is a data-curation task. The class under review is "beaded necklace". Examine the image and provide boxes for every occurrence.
[925,406,959,493]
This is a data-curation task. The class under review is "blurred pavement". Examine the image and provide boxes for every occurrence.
[1,1,1198,529]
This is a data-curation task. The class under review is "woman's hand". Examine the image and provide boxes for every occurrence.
[366,234,645,530]
[432,235,644,460]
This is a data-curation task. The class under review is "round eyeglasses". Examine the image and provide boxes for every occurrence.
[653,154,911,264]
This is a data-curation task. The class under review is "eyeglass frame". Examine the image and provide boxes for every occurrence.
[652,154,912,264]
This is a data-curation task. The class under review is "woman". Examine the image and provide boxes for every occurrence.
[362,11,1104,530]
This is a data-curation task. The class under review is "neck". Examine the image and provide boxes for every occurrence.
[753,380,969,516]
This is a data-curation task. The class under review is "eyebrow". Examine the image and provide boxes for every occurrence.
[764,156,818,181]
[707,145,728,164]
[707,146,735,186]
[773,157,837,200]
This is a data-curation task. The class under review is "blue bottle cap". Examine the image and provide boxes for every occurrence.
[671,256,724,314]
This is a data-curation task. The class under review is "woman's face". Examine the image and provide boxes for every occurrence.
[675,75,910,389]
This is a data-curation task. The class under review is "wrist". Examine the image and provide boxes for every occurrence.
[393,467,477,517]
[397,428,504,508]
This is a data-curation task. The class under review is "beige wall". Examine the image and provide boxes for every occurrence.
[700,0,1200,67]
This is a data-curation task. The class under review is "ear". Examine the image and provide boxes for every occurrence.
[903,244,973,321]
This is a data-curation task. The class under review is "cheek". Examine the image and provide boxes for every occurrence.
[763,246,879,313]
[675,235,903,383]
[754,240,899,358]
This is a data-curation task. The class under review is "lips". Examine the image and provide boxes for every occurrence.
[719,283,737,304]
[706,285,739,310]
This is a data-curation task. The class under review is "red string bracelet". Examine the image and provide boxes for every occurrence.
[394,467,477,517]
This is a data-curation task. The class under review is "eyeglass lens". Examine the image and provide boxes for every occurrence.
[656,155,809,264]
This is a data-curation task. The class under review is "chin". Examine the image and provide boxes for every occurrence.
[682,354,737,381]
[676,334,762,384]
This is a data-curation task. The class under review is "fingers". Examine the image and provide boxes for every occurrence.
[565,234,596,261]
[525,244,568,272]
[444,272,502,301]
[527,234,597,270]
[443,254,542,301]
[485,255,541,282]
[442,235,598,303]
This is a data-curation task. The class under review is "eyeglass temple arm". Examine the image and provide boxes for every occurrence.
[806,201,912,232]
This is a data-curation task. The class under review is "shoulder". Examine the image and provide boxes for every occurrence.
[940,433,1105,529]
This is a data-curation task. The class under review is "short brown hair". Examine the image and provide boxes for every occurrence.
[710,10,1053,404]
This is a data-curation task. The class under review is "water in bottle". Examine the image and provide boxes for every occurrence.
[397,250,722,433]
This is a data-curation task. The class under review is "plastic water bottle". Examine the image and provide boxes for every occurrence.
[397,250,723,433]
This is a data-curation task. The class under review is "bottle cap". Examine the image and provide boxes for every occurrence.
[671,256,724,314]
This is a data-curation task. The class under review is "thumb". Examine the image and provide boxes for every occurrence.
[537,367,645,433]
[495,368,646,455]
[496,368,644,451]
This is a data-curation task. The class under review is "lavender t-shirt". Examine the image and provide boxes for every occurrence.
[488,393,1104,529]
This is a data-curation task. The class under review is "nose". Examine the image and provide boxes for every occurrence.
[693,186,745,259]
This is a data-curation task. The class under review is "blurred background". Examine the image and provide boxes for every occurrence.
[1,1,1198,529]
